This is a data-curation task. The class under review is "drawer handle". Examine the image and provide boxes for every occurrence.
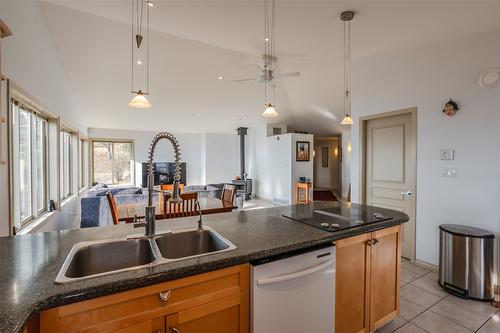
[170,327,180,333]
[159,290,171,302]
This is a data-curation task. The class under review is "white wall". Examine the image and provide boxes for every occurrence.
[204,133,239,184]
[0,1,84,236]
[350,30,500,265]
[341,128,351,200]
[88,128,244,187]
[250,126,313,204]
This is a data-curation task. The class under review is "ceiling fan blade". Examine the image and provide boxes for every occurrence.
[275,72,301,78]
[233,77,258,82]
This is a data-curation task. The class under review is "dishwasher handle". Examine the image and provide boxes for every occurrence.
[256,260,334,286]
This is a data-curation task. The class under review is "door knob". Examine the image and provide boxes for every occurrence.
[401,191,413,197]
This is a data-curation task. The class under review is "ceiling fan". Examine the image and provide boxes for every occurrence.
[233,54,300,83]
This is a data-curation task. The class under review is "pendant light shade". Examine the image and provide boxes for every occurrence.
[262,103,279,117]
[340,114,353,125]
[129,90,151,108]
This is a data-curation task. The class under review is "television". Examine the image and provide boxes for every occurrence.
[141,162,187,187]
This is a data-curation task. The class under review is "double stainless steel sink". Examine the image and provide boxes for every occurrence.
[55,227,236,284]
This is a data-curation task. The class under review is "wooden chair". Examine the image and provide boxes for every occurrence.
[160,183,185,193]
[105,191,120,225]
[221,184,237,204]
[163,192,199,219]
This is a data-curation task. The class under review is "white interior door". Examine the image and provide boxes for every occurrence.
[365,111,416,261]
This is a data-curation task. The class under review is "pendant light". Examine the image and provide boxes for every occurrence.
[129,0,152,108]
[340,11,354,125]
[262,0,279,117]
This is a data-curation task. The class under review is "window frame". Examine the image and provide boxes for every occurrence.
[90,138,135,187]
[10,100,49,228]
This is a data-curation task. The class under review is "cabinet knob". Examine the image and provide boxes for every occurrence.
[159,290,171,302]
[366,239,372,246]
[170,327,180,333]
[372,238,379,245]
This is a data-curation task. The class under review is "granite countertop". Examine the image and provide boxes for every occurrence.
[0,201,408,333]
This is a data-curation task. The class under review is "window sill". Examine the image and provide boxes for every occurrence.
[16,211,56,235]
[60,193,78,208]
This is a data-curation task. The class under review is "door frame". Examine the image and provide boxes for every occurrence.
[358,107,417,263]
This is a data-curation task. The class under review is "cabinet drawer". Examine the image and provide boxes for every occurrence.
[41,264,249,333]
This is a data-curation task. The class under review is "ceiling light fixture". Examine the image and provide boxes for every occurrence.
[129,0,152,108]
[340,10,355,125]
[262,0,279,117]
[218,75,224,80]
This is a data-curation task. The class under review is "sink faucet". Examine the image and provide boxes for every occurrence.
[195,200,203,230]
[135,132,182,237]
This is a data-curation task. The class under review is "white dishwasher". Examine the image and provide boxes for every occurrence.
[251,245,335,333]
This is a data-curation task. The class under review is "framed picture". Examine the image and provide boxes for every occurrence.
[322,147,329,167]
[296,141,310,161]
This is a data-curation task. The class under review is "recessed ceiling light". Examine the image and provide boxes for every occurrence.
[137,60,143,65]
[265,38,270,42]
[218,75,224,80]
[146,1,154,7]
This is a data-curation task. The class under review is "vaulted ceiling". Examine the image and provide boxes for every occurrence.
[35,0,500,135]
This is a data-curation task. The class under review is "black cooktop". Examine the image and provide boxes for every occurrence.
[283,205,393,232]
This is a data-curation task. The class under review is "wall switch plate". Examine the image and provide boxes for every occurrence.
[440,148,454,160]
[442,167,457,178]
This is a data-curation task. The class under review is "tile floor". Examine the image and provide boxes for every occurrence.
[376,259,500,333]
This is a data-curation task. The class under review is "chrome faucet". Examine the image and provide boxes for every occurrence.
[134,132,182,237]
[195,200,203,230]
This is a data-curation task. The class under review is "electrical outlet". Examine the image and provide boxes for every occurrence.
[442,167,457,178]
[440,148,454,160]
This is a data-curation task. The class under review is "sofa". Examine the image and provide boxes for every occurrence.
[80,184,221,228]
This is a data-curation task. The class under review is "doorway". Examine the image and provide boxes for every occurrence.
[360,108,417,262]
[313,136,342,201]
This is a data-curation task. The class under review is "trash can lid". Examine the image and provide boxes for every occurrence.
[439,224,495,239]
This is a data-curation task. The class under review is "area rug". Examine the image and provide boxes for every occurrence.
[313,190,338,201]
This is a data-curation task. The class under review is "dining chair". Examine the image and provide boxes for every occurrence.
[163,192,199,219]
[105,191,120,225]
[160,183,185,194]
[221,184,237,204]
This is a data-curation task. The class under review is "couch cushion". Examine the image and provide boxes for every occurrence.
[95,187,143,196]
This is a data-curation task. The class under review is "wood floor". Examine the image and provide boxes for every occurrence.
[376,259,500,333]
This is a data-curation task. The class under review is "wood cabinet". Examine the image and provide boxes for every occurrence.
[335,225,401,333]
[39,264,249,333]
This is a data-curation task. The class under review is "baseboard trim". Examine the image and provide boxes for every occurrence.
[415,259,439,272]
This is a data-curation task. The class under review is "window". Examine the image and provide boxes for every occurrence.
[92,140,134,186]
[12,102,48,226]
[79,138,89,189]
[60,130,74,199]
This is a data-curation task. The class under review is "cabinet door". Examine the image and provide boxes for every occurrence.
[112,317,164,333]
[166,292,248,333]
[369,226,401,330]
[335,233,371,333]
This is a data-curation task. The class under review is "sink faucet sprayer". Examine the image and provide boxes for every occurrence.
[135,132,182,237]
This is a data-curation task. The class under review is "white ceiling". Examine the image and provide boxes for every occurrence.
[36,0,500,135]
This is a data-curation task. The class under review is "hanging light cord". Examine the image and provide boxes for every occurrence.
[263,0,276,106]
[131,0,134,93]
[343,18,351,117]
[146,1,150,94]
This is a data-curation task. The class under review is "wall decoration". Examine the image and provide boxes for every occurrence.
[321,147,329,167]
[442,99,459,117]
[296,141,310,161]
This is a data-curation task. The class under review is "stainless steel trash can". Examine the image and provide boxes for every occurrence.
[438,224,495,301]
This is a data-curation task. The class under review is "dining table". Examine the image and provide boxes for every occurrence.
[116,197,238,222]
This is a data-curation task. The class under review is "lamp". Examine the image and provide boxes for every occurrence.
[262,0,279,117]
[340,11,355,125]
[262,103,278,117]
[341,114,353,125]
[130,0,152,108]
[129,90,151,108]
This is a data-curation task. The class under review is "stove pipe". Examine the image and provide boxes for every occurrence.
[236,127,248,179]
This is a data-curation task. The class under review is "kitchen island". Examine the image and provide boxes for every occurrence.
[0,201,408,333]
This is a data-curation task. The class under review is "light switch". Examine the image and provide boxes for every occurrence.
[440,148,454,160]
[442,167,457,177]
